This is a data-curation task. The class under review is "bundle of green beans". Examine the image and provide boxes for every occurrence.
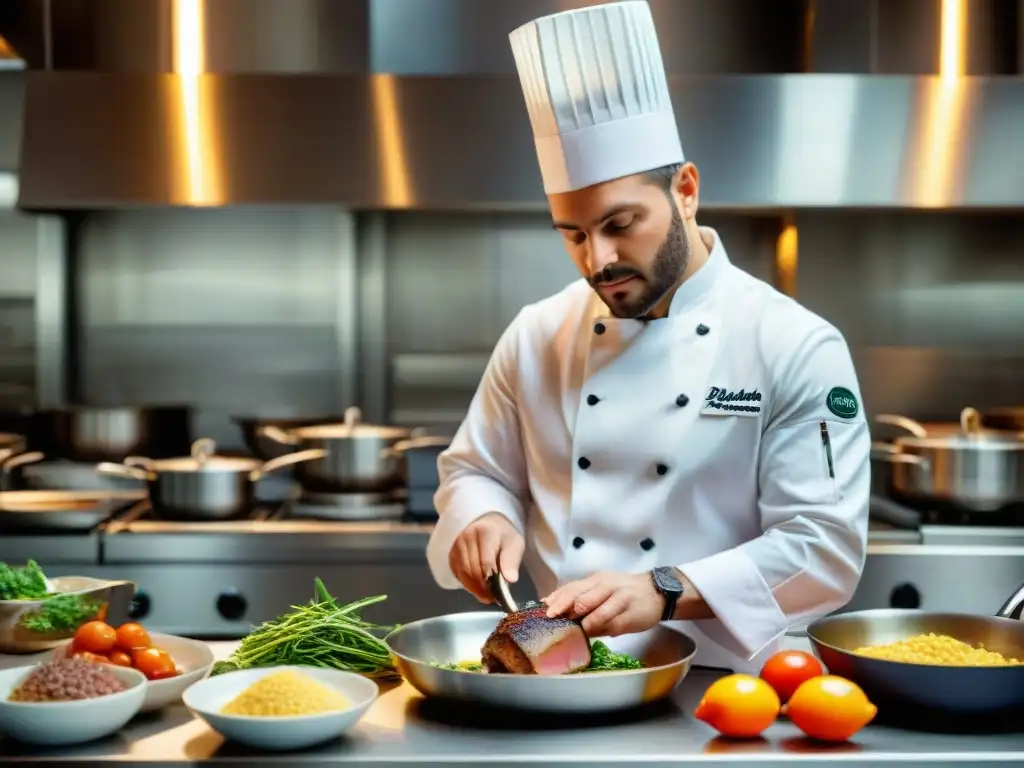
[211,578,399,679]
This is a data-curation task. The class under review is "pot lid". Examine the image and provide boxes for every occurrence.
[875,407,1017,442]
[287,407,410,440]
[133,439,262,473]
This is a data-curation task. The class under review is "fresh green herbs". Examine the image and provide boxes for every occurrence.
[435,660,484,672]
[0,559,102,634]
[432,640,644,674]
[212,578,399,679]
[585,640,645,671]
[21,594,102,633]
[0,560,49,601]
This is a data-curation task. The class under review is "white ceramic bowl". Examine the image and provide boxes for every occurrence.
[0,663,146,746]
[182,665,378,751]
[140,633,215,712]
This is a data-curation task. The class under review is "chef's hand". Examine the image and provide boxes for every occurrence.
[450,513,525,604]
[542,572,663,637]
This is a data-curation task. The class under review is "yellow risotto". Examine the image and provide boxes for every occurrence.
[221,670,350,717]
[853,633,1022,667]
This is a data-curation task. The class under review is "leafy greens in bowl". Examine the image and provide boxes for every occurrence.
[0,560,135,654]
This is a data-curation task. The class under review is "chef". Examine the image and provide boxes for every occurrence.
[426,0,870,673]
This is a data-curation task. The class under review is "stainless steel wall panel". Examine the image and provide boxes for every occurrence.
[355,213,389,425]
[370,0,807,75]
[872,0,1016,75]
[492,213,579,329]
[76,208,360,448]
[809,0,1020,75]
[0,72,23,172]
[380,211,786,426]
[794,211,1024,420]
[34,215,68,406]
[0,176,59,410]
[9,0,371,74]
[384,212,500,353]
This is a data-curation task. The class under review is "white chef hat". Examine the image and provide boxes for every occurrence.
[509,0,684,195]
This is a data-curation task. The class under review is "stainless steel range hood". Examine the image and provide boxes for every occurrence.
[4,0,1024,210]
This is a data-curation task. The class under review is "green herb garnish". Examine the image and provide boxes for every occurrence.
[211,578,398,679]
[0,560,49,601]
[436,660,484,672]
[21,594,102,633]
[584,640,644,671]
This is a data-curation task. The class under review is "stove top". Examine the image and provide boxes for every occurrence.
[290,490,406,521]
[102,490,416,535]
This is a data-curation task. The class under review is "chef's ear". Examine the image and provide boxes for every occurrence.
[672,162,700,221]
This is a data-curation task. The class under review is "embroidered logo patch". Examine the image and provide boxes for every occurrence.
[826,387,859,419]
[701,386,762,416]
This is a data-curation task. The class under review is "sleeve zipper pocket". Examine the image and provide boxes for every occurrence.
[819,421,839,503]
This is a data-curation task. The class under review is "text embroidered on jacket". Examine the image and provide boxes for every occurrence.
[703,386,763,414]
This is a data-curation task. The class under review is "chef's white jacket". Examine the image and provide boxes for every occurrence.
[427,228,870,672]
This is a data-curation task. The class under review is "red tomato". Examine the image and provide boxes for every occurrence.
[760,650,825,703]
[108,650,133,667]
[132,647,178,680]
[73,621,117,654]
[115,622,152,651]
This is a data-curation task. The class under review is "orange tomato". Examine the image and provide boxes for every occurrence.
[760,650,824,702]
[108,650,133,667]
[115,622,152,651]
[73,621,117,654]
[784,675,877,742]
[132,647,178,680]
[694,674,781,738]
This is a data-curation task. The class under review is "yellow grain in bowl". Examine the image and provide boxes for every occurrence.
[221,670,350,717]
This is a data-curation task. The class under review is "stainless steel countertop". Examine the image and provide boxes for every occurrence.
[0,643,1021,766]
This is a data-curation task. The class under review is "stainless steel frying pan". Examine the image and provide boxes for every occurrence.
[806,583,1024,714]
[387,612,697,714]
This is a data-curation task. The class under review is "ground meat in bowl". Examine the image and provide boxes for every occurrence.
[9,657,127,702]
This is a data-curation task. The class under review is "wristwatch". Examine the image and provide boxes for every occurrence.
[650,566,684,622]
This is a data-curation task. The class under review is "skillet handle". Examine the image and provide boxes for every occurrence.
[96,462,152,481]
[249,448,326,481]
[874,414,928,439]
[996,583,1024,621]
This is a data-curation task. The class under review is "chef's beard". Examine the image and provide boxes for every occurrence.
[588,203,689,319]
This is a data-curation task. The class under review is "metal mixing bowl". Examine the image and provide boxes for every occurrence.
[0,577,136,654]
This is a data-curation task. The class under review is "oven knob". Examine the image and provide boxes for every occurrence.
[127,592,151,620]
[890,583,921,609]
[216,592,248,621]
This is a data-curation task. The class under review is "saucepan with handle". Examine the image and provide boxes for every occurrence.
[386,573,698,714]
[257,407,412,493]
[870,407,1024,514]
[806,582,1024,716]
[95,438,325,520]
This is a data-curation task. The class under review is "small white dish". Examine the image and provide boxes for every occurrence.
[0,663,146,746]
[51,631,216,712]
[182,665,378,751]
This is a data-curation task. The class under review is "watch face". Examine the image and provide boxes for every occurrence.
[654,567,683,593]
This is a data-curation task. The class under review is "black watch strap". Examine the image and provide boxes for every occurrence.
[651,566,684,622]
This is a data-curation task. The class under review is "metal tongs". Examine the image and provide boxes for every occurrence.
[486,570,520,613]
